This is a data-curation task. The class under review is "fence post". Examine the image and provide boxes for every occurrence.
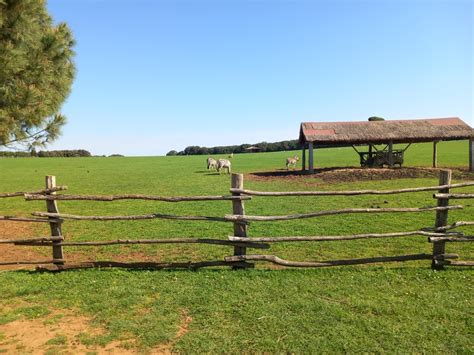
[432,169,451,269]
[231,173,250,268]
[45,176,64,264]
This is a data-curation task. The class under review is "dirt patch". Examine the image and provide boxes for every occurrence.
[0,221,49,271]
[0,306,192,354]
[248,166,474,184]
[0,222,171,271]
[0,308,133,354]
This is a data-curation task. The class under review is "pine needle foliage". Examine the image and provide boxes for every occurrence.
[0,0,75,150]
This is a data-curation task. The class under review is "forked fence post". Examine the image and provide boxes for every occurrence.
[432,169,451,269]
[231,173,250,268]
[45,176,64,265]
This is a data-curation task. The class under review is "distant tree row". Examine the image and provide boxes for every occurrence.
[0,149,91,158]
[166,140,301,156]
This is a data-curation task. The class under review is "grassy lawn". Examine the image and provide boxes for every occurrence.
[0,140,472,353]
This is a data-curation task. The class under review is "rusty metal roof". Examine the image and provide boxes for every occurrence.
[299,117,474,145]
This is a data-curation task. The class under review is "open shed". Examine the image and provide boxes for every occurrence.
[299,117,474,173]
[245,145,262,152]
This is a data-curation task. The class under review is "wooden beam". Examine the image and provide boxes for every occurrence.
[26,193,252,202]
[428,236,474,243]
[0,186,67,199]
[33,211,232,223]
[308,142,314,173]
[225,205,462,222]
[401,143,412,153]
[433,141,438,168]
[0,259,65,266]
[388,141,394,167]
[229,231,459,243]
[230,181,474,196]
[225,253,458,268]
[431,221,474,231]
[434,193,474,199]
[436,260,474,267]
[0,237,63,244]
[470,138,473,172]
[36,260,254,271]
[18,238,270,249]
[0,216,53,223]
[302,144,306,171]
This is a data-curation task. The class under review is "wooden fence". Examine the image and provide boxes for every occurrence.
[0,170,473,271]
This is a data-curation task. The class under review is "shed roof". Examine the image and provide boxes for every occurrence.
[299,117,474,146]
[245,146,262,151]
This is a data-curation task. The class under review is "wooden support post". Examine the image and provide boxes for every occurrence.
[388,141,394,167]
[308,142,314,173]
[45,176,64,264]
[433,141,438,168]
[432,170,451,269]
[469,138,473,172]
[368,144,373,159]
[302,144,306,171]
[231,173,249,268]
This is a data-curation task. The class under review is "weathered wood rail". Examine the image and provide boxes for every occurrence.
[0,170,472,271]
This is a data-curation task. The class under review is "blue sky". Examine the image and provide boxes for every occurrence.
[47,0,473,156]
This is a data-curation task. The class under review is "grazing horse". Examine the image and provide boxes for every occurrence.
[207,157,217,171]
[286,155,299,170]
[217,159,231,174]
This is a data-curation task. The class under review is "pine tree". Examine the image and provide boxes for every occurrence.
[0,0,75,150]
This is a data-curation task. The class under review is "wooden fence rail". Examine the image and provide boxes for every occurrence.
[434,193,474,199]
[13,238,270,249]
[228,231,462,243]
[225,206,463,222]
[433,221,474,231]
[25,193,251,202]
[32,211,231,223]
[230,181,474,196]
[0,171,473,271]
[30,206,463,223]
[0,186,67,198]
[0,216,53,223]
[225,253,460,268]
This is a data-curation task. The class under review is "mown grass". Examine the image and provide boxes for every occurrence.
[0,140,473,353]
[0,268,472,353]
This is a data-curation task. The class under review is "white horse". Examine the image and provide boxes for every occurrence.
[207,157,217,171]
[286,155,299,170]
[217,159,231,174]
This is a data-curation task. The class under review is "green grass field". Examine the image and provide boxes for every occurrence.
[0,140,473,353]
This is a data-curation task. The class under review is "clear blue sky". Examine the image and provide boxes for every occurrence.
[46,0,473,156]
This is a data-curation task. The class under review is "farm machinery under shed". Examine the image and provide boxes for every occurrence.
[352,143,411,168]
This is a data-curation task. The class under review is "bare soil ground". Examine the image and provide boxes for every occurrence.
[0,221,49,271]
[0,221,171,271]
[248,166,474,184]
[0,303,191,354]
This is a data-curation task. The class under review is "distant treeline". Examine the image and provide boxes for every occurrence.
[167,140,301,156]
[0,149,92,158]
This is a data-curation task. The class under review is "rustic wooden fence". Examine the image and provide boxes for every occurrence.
[0,170,473,271]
